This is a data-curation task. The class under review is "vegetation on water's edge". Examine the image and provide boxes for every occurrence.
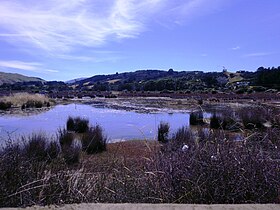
[0,106,280,207]
[0,93,52,110]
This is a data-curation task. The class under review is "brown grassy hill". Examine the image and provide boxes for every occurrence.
[0,72,44,85]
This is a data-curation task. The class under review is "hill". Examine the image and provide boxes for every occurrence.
[70,69,235,92]
[1,67,279,94]
[0,72,44,85]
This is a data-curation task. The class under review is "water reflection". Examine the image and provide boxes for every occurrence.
[0,104,192,142]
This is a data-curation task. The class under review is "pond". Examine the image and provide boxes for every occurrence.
[0,104,200,143]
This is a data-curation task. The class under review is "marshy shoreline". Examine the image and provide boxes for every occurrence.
[0,93,280,207]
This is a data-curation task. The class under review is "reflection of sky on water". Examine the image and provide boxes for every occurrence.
[0,104,191,143]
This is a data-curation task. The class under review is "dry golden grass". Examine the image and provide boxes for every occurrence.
[1,92,50,106]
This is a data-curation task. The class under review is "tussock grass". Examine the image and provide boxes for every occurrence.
[157,121,169,143]
[66,117,89,133]
[0,101,12,110]
[81,125,107,154]
[189,111,204,125]
[1,92,50,108]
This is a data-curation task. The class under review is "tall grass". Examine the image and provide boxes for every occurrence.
[1,93,50,107]
[150,127,280,204]
[157,122,170,143]
[238,107,266,129]
[0,110,280,207]
[81,125,107,154]
[210,111,239,130]
[58,128,80,165]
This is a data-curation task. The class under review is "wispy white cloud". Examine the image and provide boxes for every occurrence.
[0,0,165,53]
[244,52,273,57]
[0,60,59,73]
[165,0,230,25]
[0,0,229,54]
[231,46,241,50]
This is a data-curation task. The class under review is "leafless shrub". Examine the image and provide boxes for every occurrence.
[148,127,280,204]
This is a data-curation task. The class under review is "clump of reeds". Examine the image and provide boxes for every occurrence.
[189,111,204,125]
[157,121,170,143]
[81,125,107,154]
[0,101,12,110]
[58,128,80,165]
[66,116,89,133]
[210,111,238,130]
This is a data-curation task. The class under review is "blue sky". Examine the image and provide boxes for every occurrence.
[0,0,279,81]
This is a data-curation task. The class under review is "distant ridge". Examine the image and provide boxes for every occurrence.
[66,77,87,84]
[0,72,45,85]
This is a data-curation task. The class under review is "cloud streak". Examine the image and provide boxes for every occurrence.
[166,0,229,25]
[0,60,59,73]
[0,0,164,53]
[231,46,241,50]
[0,0,228,54]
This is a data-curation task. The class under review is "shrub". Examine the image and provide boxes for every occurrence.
[166,126,195,152]
[239,107,265,129]
[46,141,60,161]
[197,99,203,105]
[81,125,107,154]
[23,133,48,162]
[210,111,240,130]
[157,122,170,143]
[152,127,280,204]
[189,111,204,125]
[34,101,43,108]
[25,100,35,108]
[22,133,61,162]
[62,145,81,165]
[210,114,221,129]
[0,142,30,207]
[57,128,80,164]
[66,117,89,133]
[0,101,12,110]
[58,128,74,148]
[66,117,75,131]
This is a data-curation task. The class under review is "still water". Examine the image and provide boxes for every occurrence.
[0,104,193,142]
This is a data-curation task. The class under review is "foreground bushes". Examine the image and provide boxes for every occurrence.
[150,127,280,204]
[0,111,280,207]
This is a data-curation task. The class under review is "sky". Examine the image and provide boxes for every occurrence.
[0,0,279,81]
